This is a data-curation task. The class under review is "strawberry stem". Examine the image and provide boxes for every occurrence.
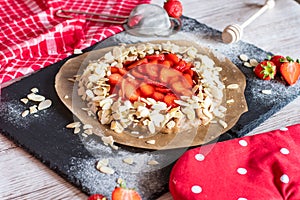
[267,55,272,60]
[296,59,300,64]
[286,56,294,62]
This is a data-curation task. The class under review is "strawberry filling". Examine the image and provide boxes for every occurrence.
[108,53,197,108]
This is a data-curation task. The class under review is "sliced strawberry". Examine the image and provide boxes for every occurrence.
[156,87,172,93]
[172,81,192,96]
[140,83,155,97]
[137,64,147,74]
[184,69,194,77]
[280,61,300,85]
[159,67,182,83]
[147,79,167,88]
[131,69,145,79]
[112,180,142,200]
[129,89,140,102]
[161,60,173,68]
[118,68,127,76]
[110,66,119,74]
[165,53,180,64]
[153,91,165,101]
[127,58,148,70]
[183,73,194,87]
[145,63,160,78]
[146,54,165,61]
[174,60,190,72]
[108,73,123,85]
[164,93,178,108]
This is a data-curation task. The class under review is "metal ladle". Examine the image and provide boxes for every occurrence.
[56,4,182,37]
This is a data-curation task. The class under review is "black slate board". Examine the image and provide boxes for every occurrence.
[1,16,299,199]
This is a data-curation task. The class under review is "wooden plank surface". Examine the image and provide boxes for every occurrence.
[1,0,300,199]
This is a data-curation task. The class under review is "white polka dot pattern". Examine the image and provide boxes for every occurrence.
[191,185,202,194]
[280,148,290,155]
[280,174,289,184]
[238,198,247,200]
[239,140,248,147]
[195,154,205,161]
[237,168,247,175]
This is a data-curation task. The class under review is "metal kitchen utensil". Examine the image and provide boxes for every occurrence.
[56,4,181,37]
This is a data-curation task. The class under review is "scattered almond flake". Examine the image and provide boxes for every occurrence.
[226,99,235,104]
[219,119,228,129]
[138,135,144,139]
[117,178,124,185]
[123,157,134,165]
[148,121,156,134]
[34,114,39,117]
[101,135,118,150]
[243,62,252,68]
[227,84,239,89]
[81,133,88,137]
[66,121,81,128]
[73,127,80,134]
[96,159,109,168]
[239,54,249,62]
[74,48,83,54]
[64,95,69,99]
[166,120,176,129]
[67,78,76,83]
[20,98,29,104]
[84,129,93,135]
[83,124,93,129]
[29,105,38,114]
[146,140,156,145]
[148,160,159,165]
[249,59,259,67]
[127,73,135,79]
[98,166,115,175]
[27,93,46,102]
[21,110,29,117]
[261,89,272,95]
[131,131,139,135]
[37,99,52,110]
[85,89,94,98]
[31,88,39,93]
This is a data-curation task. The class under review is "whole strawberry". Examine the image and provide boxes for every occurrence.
[254,60,276,80]
[88,194,107,200]
[163,0,183,19]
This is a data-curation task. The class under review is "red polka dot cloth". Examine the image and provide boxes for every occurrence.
[0,0,150,84]
[169,124,300,200]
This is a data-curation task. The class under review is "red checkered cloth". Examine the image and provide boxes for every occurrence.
[0,0,150,84]
[169,124,300,200]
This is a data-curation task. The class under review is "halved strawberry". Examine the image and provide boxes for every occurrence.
[159,67,182,83]
[108,73,123,85]
[165,53,180,64]
[112,180,142,200]
[153,91,165,101]
[280,60,300,85]
[164,93,178,107]
[140,83,155,97]
[127,58,148,70]
[172,81,192,96]
[183,69,194,77]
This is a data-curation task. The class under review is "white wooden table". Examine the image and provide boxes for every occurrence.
[1,0,300,199]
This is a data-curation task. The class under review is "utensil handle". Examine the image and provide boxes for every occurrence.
[241,0,275,29]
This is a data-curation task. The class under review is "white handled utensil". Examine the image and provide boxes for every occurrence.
[222,0,275,44]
